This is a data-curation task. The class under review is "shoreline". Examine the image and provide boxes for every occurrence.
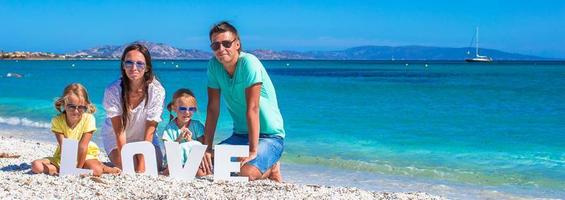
[0,123,560,199]
[0,134,443,199]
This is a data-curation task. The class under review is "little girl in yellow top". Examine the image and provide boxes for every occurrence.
[31,83,120,176]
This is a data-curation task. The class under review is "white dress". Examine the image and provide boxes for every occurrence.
[100,78,166,154]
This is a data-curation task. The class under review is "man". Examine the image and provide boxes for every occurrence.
[201,21,285,182]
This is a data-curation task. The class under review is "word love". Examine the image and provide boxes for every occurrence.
[59,138,249,182]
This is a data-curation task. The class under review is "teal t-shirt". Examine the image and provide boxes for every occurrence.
[207,52,285,138]
[161,119,205,142]
[160,119,205,166]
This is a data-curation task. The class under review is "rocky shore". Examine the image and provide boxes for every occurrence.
[0,136,443,199]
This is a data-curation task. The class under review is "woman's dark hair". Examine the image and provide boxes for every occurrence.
[209,21,242,52]
[119,43,155,128]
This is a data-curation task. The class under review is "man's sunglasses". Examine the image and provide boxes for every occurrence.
[66,104,88,113]
[210,39,237,51]
[178,106,197,113]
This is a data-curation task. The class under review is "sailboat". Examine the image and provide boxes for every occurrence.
[465,27,493,62]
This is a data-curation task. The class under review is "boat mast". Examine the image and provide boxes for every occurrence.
[475,26,480,57]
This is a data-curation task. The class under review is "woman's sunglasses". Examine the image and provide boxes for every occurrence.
[66,104,88,113]
[123,60,146,70]
[210,39,237,51]
[178,106,197,113]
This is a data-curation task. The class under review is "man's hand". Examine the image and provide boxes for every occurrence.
[240,151,257,167]
[200,149,214,175]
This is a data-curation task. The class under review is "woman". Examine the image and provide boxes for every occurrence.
[202,21,285,182]
[101,43,165,172]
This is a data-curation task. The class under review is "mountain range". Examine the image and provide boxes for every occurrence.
[69,41,212,59]
[9,40,555,60]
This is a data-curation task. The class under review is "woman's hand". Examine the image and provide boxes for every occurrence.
[135,155,146,173]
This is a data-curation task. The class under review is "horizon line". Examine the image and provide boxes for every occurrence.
[1,44,560,59]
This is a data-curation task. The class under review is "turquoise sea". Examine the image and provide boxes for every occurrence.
[1,60,564,199]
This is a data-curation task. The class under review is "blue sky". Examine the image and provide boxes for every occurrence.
[1,0,564,58]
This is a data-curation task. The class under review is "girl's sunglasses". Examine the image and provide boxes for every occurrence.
[66,104,88,113]
[210,39,237,51]
[123,60,146,70]
[178,106,197,113]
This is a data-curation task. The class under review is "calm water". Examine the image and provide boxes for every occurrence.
[1,60,564,198]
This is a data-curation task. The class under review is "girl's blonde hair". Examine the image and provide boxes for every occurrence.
[166,88,197,121]
[54,83,96,114]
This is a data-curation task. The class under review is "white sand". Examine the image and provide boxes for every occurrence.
[0,135,444,199]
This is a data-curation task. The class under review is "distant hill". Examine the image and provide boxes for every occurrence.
[2,41,554,60]
[247,46,548,60]
[68,41,551,60]
[249,49,315,60]
[69,41,212,59]
[299,45,547,60]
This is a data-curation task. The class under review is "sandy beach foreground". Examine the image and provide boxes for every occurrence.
[0,135,443,200]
